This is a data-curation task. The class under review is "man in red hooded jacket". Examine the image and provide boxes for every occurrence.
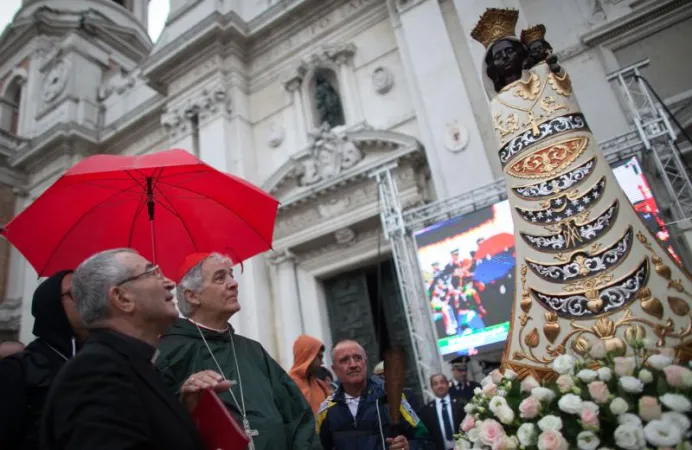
[289,335,330,415]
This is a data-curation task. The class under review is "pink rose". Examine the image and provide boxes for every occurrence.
[580,407,600,430]
[519,396,542,419]
[482,382,498,397]
[490,369,504,384]
[537,430,568,450]
[520,376,540,393]
[479,419,505,446]
[614,356,636,376]
[587,381,610,404]
[638,396,662,422]
[461,415,476,432]
[492,435,518,450]
[556,374,574,393]
[663,365,691,388]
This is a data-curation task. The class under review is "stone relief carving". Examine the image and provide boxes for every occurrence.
[443,120,469,153]
[268,122,284,148]
[297,43,357,76]
[42,59,70,103]
[372,67,394,95]
[293,123,363,186]
[98,68,136,101]
[160,83,232,137]
[334,227,357,246]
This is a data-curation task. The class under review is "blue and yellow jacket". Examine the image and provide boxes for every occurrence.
[316,376,429,450]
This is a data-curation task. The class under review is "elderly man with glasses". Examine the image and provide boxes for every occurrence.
[41,248,228,450]
[155,252,317,450]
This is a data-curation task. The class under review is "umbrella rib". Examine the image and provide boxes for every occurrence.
[152,184,200,252]
[126,195,148,248]
[39,188,139,275]
[154,180,273,250]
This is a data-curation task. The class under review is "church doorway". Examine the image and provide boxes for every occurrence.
[322,259,422,406]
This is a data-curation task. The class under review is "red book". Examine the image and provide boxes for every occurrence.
[191,389,251,450]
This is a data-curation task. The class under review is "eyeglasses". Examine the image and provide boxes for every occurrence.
[115,265,163,287]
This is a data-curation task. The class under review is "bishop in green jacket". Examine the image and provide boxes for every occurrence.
[155,252,317,450]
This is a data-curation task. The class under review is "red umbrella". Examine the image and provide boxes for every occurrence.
[1,149,279,278]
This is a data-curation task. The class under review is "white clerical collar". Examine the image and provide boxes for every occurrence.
[187,318,228,333]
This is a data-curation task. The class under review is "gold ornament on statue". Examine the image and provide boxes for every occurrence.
[470,8,520,49]
[520,24,546,46]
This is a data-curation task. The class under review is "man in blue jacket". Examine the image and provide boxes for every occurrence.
[317,340,428,450]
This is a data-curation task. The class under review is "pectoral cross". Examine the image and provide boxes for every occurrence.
[243,418,258,450]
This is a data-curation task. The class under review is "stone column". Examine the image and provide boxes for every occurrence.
[388,0,494,198]
[284,76,307,148]
[269,249,304,369]
[334,48,363,126]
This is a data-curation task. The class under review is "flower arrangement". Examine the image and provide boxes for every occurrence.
[455,340,692,450]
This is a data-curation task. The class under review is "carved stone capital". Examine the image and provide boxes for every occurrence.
[98,68,136,101]
[267,249,296,266]
[283,75,303,93]
[296,43,357,77]
[185,83,232,123]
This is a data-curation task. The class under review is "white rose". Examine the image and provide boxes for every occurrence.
[480,376,493,387]
[609,397,629,415]
[590,340,606,359]
[681,370,692,389]
[537,415,563,432]
[597,448,614,450]
[581,401,600,414]
[617,413,642,427]
[613,424,645,450]
[520,376,540,393]
[466,427,480,443]
[488,396,508,413]
[577,431,600,450]
[618,376,644,393]
[577,369,598,383]
[464,403,476,414]
[517,423,537,447]
[643,419,682,447]
[495,406,515,425]
[558,393,583,414]
[531,387,557,403]
[661,411,690,433]
[473,387,482,396]
[503,369,517,380]
[660,393,692,413]
[638,369,653,384]
[552,355,576,374]
[597,367,612,382]
[647,354,673,370]
[537,430,568,450]
[457,438,472,450]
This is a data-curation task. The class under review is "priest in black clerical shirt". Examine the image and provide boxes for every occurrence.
[41,248,228,450]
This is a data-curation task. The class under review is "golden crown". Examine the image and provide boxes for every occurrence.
[471,8,520,49]
[520,24,547,45]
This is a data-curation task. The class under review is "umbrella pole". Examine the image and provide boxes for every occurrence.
[147,177,157,264]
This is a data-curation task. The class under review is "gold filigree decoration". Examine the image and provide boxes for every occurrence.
[562,273,614,314]
[520,264,532,313]
[637,287,664,320]
[540,96,568,114]
[493,111,520,138]
[544,312,560,343]
[547,71,572,97]
[512,72,541,101]
[637,231,691,296]
[669,296,690,316]
[506,136,589,179]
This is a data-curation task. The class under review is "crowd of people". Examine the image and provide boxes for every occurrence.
[0,248,482,450]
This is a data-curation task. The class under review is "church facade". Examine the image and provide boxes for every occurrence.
[0,0,691,373]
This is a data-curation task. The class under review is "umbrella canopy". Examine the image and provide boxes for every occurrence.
[1,149,279,278]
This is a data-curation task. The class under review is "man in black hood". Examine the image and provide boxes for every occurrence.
[0,270,87,450]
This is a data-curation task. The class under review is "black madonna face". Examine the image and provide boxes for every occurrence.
[528,39,553,65]
[485,38,526,92]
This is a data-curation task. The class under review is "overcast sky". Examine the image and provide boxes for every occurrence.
[0,0,170,42]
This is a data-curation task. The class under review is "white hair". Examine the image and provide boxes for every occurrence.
[176,252,233,317]
[72,248,138,326]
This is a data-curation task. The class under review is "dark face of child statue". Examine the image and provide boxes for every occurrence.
[526,39,553,69]
[485,38,527,93]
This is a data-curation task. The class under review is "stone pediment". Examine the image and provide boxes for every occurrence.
[262,125,423,207]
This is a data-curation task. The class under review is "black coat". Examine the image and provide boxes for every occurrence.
[0,270,76,450]
[449,380,480,402]
[41,329,205,450]
[418,397,465,450]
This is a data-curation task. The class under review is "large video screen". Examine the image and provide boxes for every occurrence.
[612,156,682,265]
[414,201,515,360]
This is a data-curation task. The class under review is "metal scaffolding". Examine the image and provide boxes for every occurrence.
[372,60,690,400]
[608,59,692,221]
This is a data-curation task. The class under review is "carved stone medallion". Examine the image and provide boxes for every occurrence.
[43,59,70,103]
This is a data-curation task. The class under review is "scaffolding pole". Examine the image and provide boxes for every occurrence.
[607,59,692,221]
[369,163,442,401]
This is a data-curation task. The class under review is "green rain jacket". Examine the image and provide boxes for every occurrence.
[155,319,317,450]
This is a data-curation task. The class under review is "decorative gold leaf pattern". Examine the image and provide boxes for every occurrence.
[668,296,690,316]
